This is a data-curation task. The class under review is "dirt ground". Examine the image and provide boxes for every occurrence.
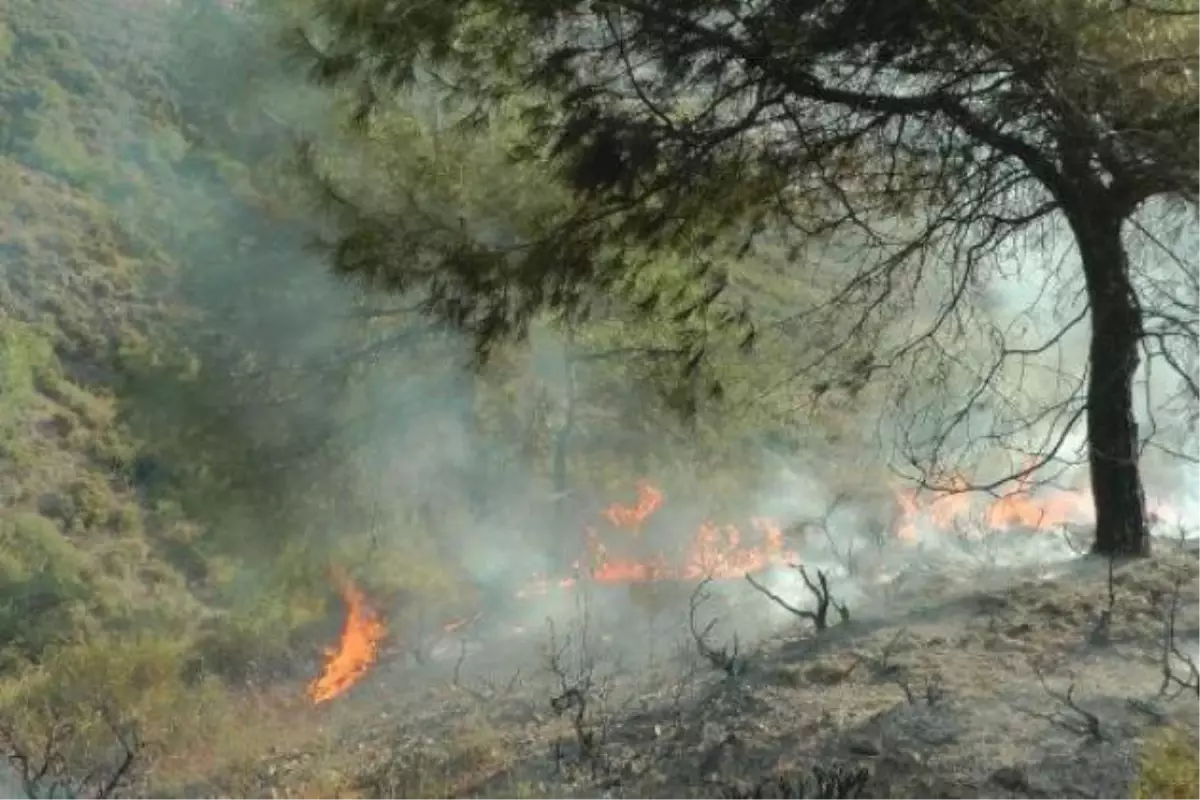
[182,535,1200,799]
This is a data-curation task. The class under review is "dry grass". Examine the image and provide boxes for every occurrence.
[350,714,522,799]
[144,544,1199,799]
[146,685,334,797]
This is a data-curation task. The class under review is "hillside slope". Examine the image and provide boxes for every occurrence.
[0,0,211,658]
[3,2,1195,799]
[0,1,358,792]
[212,542,1200,800]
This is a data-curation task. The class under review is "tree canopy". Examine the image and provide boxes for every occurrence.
[287,0,1199,556]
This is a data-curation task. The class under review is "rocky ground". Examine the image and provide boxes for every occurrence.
[177,535,1199,799]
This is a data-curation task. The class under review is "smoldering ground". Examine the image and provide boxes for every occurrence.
[278,515,1199,799]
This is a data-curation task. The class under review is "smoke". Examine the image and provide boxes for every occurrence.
[116,3,710,632]
[25,0,1192,692]
[978,206,1199,525]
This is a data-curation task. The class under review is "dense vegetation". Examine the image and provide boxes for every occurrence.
[0,0,898,793]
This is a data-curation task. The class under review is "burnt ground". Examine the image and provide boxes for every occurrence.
[173,535,1199,799]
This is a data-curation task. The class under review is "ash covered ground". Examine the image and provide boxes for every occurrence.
[175,518,1200,800]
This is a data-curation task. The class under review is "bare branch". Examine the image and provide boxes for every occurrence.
[0,704,142,800]
[688,578,745,677]
[1030,664,1107,741]
[1157,573,1200,699]
[746,563,849,633]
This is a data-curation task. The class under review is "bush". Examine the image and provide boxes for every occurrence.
[1131,725,1200,799]
[0,636,225,797]
[0,511,92,656]
[187,549,336,685]
[0,319,56,457]
[190,611,305,685]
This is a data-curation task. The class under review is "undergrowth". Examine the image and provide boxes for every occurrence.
[1131,725,1200,799]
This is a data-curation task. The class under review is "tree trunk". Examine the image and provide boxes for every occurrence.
[1069,206,1151,557]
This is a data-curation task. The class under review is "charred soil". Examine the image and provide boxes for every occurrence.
[182,538,1200,799]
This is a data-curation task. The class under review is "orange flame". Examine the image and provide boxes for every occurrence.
[517,482,796,592]
[893,471,1096,542]
[514,472,1184,602]
[307,568,387,705]
[603,480,664,529]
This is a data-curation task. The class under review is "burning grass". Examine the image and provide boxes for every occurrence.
[254,539,1199,800]
[304,476,1190,714]
[268,478,1199,800]
[308,567,388,704]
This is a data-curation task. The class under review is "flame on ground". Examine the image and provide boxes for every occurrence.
[586,515,798,583]
[517,482,797,596]
[603,480,664,529]
[526,472,1176,597]
[308,474,1178,702]
[307,568,387,705]
[893,471,1178,542]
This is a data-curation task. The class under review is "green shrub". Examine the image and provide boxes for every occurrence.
[0,319,56,456]
[190,611,301,685]
[0,21,14,62]
[0,512,92,655]
[0,635,226,797]
[189,553,330,684]
[1132,725,1200,799]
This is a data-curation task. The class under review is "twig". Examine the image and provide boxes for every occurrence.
[90,707,140,800]
[745,564,848,632]
[0,702,141,799]
[801,494,860,577]
[688,578,744,677]
[1031,664,1106,741]
[1157,574,1200,699]
[544,597,614,778]
[894,670,946,706]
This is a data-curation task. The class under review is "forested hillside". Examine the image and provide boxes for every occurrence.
[0,0,897,794]
[11,0,1200,796]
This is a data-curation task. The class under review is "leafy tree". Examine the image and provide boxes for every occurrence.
[287,0,1198,556]
[297,91,874,560]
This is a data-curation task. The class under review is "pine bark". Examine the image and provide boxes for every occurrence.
[1069,204,1151,557]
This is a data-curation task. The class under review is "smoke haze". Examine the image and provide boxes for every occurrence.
[21,0,1197,673]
